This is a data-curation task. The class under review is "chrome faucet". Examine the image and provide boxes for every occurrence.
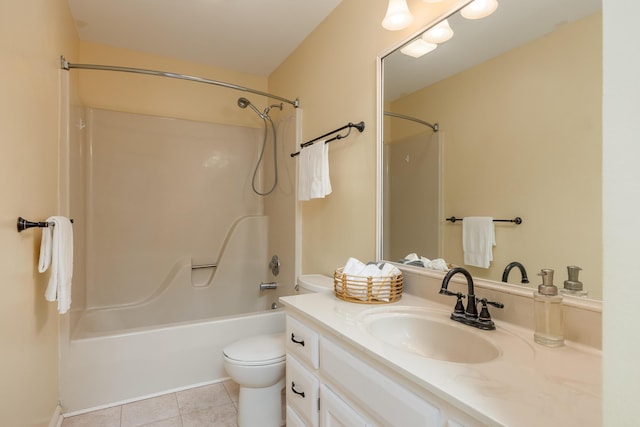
[501,261,530,284]
[440,267,503,330]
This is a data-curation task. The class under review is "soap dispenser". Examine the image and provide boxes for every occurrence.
[533,269,564,347]
[560,265,588,297]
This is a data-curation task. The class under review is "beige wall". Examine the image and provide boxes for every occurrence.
[269,0,468,275]
[0,1,79,426]
[390,14,602,298]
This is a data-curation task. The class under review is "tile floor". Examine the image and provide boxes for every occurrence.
[61,381,240,427]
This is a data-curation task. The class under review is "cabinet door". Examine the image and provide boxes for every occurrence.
[287,405,310,427]
[287,354,320,427]
[320,384,368,427]
[320,337,442,427]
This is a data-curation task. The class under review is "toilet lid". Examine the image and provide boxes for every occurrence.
[223,333,285,365]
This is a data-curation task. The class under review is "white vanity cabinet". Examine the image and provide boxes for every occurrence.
[285,313,482,427]
[319,384,368,427]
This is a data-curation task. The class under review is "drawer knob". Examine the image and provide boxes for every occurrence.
[291,333,305,346]
[291,382,306,398]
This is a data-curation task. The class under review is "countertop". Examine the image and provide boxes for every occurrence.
[280,292,601,427]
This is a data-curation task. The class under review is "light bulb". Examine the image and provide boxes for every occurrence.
[422,19,454,44]
[461,0,499,20]
[382,0,414,31]
[400,39,438,58]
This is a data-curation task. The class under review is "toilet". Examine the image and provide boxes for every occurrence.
[222,275,332,427]
[295,273,334,294]
[223,333,286,427]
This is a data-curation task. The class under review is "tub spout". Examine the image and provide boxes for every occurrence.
[259,281,278,291]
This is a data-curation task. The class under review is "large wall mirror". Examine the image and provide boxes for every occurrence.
[379,0,602,300]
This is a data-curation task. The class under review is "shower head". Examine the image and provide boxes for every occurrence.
[237,97,264,119]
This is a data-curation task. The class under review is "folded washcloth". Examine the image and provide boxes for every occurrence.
[39,216,74,314]
[462,217,495,268]
[298,140,332,201]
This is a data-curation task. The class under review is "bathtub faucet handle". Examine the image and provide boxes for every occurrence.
[259,281,278,291]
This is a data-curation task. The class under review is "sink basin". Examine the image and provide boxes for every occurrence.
[357,307,501,364]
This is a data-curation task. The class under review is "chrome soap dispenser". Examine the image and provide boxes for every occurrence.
[533,269,564,347]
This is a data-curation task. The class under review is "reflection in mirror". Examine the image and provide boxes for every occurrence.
[381,0,602,300]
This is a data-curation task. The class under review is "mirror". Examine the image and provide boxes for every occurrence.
[380,0,602,300]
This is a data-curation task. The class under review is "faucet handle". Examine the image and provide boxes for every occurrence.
[440,289,466,318]
[484,299,504,309]
[478,298,504,323]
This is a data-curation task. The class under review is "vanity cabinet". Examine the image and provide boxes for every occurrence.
[285,313,482,427]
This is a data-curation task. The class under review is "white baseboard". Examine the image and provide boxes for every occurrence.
[49,405,63,427]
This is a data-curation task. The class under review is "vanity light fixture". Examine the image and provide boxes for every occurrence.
[422,19,454,44]
[400,39,438,58]
[460,0,499,20]
[382,0,414,31]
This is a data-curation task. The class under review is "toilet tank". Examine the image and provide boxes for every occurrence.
[296,274,334,294]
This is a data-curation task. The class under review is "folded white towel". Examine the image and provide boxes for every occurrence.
[298,140,332,201]
[39,216,74,314]
[462,217,495,268]
[340,258,401,301]
[424,258,449,271]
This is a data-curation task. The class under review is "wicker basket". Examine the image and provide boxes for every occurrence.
[333,267,403,304]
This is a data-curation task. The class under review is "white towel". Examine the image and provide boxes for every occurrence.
[462,217,495,268]
[341,258,401,301]
[298,140,332,201]
[38,216,74,314]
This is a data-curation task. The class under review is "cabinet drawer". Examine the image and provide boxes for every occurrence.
[286,315,320,369]
[320,337,442,427]
[287,405,309,427]
[287,354,320,427]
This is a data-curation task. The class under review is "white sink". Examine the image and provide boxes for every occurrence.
[357,306,501,364]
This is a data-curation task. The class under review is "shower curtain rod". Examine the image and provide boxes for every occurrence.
[384,111,438,132]
[60,56,300,108]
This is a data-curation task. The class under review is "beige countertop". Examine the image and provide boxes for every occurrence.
[280,291,601,427]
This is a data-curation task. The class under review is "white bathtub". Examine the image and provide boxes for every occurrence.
[60,307,285,413]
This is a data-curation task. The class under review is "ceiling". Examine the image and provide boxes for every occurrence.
[67,0,343,76]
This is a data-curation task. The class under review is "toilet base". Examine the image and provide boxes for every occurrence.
[238,378,285,427]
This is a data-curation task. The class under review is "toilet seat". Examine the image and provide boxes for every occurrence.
[223,333,285,366]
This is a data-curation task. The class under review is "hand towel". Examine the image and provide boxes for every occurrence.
[298,140,332,201]
[462,217,495,268]
[39,216,74,314]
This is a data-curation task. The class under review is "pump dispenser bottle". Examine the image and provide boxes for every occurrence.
[560,265,588,297]
[533,269,564,347]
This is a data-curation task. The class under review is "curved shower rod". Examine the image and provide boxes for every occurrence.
[384,111,438,132]
[60,56,300,108]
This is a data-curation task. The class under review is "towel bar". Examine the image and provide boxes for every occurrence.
[17,217,74,232]
[446,216,522,224]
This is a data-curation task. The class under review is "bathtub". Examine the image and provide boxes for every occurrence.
[60,305,285,414]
